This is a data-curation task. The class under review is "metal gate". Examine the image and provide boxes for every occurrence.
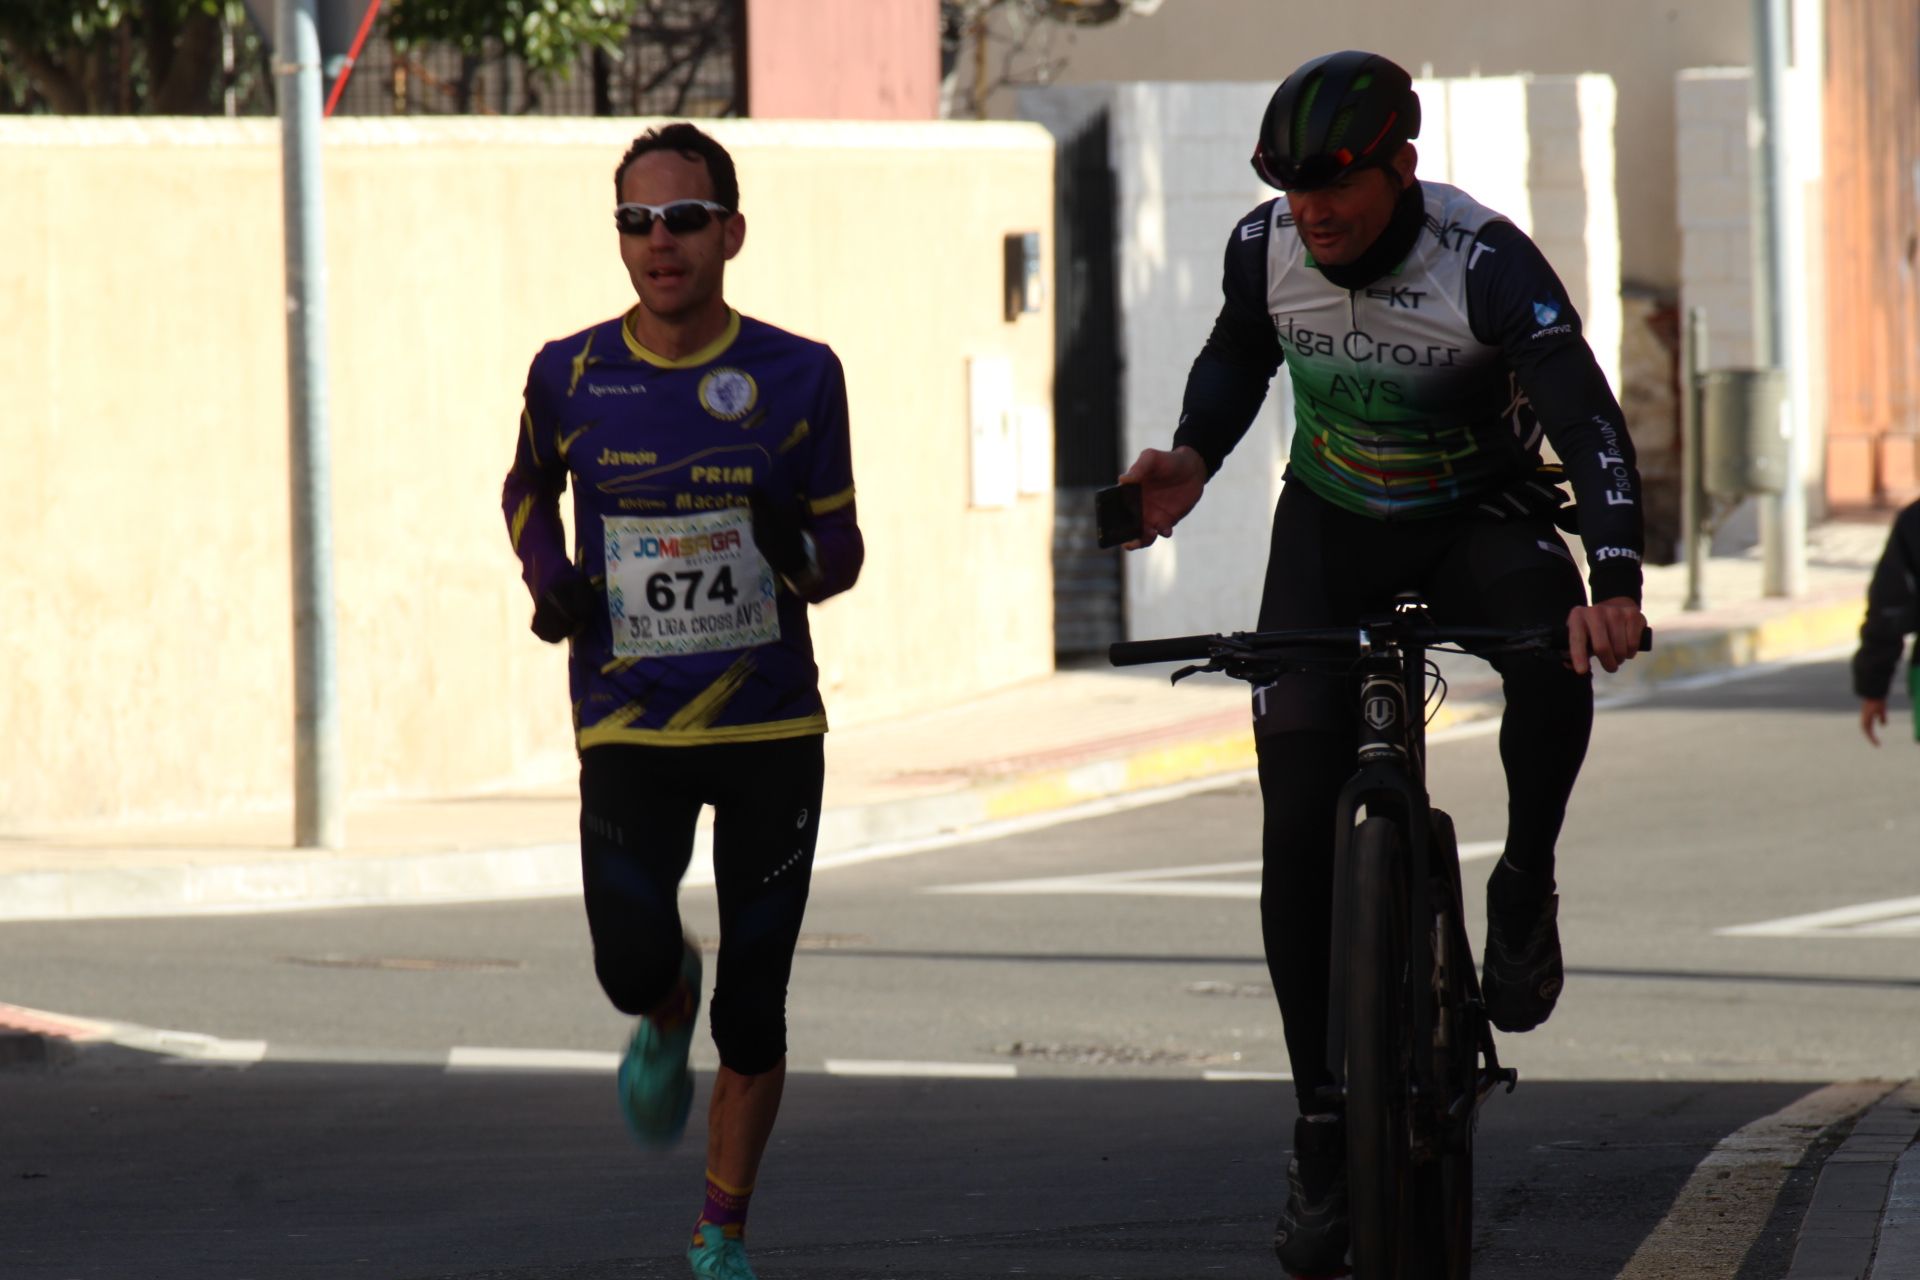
[1051,108,1124,654]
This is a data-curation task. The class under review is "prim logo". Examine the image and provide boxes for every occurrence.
[1365,695,1399,731]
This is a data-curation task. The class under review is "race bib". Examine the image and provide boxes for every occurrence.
[603,508,780,658]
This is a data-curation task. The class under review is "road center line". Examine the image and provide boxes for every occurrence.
[446,1047,620,1073]
[928,840,1501,899]
[823,1059,1017,1079]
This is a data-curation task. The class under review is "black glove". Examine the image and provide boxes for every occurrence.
[748,487,815,583]
[530,569,600,644]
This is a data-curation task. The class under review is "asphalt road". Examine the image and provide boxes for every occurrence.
[3,654,1915,1278]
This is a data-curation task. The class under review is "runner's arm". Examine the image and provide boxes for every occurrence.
[502,351,576,601]
[789,349,863,604]
[1170,202,1285,477]
[1466,221,1645,604]
[1852,503,1920,699]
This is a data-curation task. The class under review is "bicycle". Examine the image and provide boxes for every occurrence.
[1110,598,1650,1279]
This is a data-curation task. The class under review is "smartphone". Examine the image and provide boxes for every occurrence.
[1094,482,1144,549]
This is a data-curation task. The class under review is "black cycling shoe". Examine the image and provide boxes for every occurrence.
[1273,1114,1350,1277]
[1482,892,1564,1033]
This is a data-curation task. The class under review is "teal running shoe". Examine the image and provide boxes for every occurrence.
[687,1224,757,1280]
[617,942,702,1146]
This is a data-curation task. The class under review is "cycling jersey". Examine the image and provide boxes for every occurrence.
[1173,180,1645,604]
[503,309,862,748]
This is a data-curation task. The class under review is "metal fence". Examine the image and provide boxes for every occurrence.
[0,0,743,119]
[327,1,744,118]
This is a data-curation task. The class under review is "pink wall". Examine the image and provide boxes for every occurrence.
[745,0,940,120]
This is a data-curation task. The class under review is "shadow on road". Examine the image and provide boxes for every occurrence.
[0,1053,1820,1280]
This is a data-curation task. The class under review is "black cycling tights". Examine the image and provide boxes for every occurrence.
[1252,484,1596,1111]
[578,735,824,1077]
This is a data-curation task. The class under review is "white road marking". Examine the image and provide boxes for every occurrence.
[928,840,1502,899]
[1202,1069,1293,1083]
[0,998,1226,1083]
[446,1047,620,1073]
[823,1059,1017,1079]
[1718,895,1920,938]
[106,1024,268,1065]
[809,771,1264,876]
[1613,1080,1893,1280]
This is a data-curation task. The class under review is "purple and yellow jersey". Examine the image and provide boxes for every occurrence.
[503,309,863,749]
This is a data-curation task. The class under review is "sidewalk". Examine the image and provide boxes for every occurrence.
[0,517,1891,924]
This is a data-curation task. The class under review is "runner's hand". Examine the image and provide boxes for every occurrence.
[531,569,599,644]
[1862,697,1888,747]
[749,487,818,586]
[1566,596,1645,676]
[1116,446,1208,549]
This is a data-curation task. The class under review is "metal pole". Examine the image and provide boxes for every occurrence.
[277,0,345,849]
[1682,307,1708,611]
[1751,0,1807,596]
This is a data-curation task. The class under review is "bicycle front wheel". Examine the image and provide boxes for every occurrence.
[1412,808,1476,1278]
[1345,815,1416,1278]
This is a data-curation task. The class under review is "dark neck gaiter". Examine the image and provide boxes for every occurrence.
[1317,180,1427,291]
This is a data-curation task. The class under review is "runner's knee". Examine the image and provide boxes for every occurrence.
[579,808,689,1016]
[708,990,787,1075]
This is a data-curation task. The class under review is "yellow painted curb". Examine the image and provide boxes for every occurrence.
[972,599,1863,829]
[1634,599,1864,684]
[979,732,1258,823]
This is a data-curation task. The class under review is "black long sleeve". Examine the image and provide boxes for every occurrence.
[1852,501,1920,699]
[1171,201,1284,477]
[1465,221,1645,603]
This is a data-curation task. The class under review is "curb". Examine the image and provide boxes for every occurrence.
[1615,596,1863,688]
[1786,1080,1920,1279]
[0,594,1864,925]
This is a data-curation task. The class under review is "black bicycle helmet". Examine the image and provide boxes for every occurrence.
[1251,51,1421,192]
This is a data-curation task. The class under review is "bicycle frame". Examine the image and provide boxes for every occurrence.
[1318,605,1513,1144]
[1323,609,1437,1114]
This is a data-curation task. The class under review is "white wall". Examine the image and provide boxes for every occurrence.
[1422,74,1622,395]
[1024,76,1623,641]
[1675,62,1824,543]
[982,0,1753,292]
[1113,82,1295,641]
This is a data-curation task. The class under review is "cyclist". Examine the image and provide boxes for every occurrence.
[501,123,862,1280]
[1115,51,1647,1274]
[1853,497,1920,745]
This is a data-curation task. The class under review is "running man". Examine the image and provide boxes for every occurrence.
[503,123,863,1280]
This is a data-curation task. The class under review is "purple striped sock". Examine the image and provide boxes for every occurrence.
[696,1172,752,1240]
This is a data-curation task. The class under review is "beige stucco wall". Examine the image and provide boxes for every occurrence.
[0,116,1055,829]
[985,0,1753,291]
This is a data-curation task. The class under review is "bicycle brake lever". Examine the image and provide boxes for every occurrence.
[1170,662,1216,685]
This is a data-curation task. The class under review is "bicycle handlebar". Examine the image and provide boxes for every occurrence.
[1108,622,1654,668]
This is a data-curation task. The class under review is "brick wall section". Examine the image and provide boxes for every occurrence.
[1107,81,1291,641]
[1675,65,1827,524]
[1676,70,1758,370]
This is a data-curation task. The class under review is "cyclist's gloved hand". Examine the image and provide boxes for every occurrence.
[530,568,599,644]
[749,486,820,589]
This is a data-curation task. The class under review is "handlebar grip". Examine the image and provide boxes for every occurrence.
[1108,635,1216,667]
[1640,626,1654,652]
